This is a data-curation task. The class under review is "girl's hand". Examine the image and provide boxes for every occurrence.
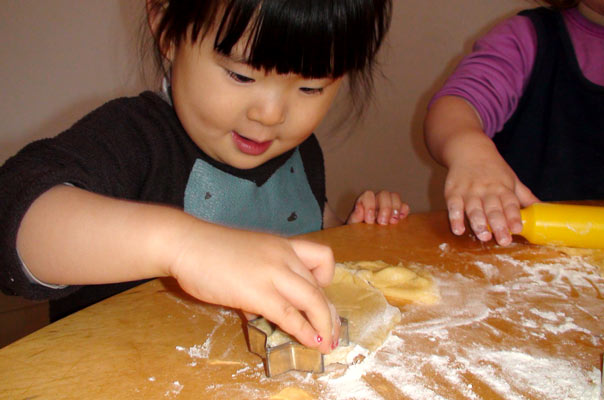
[424,96,539,246]
[346,190,410,225]
[168,223,340,354]
[444,156,539,246]
[16,186,339,353]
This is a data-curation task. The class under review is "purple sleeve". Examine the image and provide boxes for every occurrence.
[430,16,537,138]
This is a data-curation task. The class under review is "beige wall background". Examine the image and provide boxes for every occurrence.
[0,0,533,346]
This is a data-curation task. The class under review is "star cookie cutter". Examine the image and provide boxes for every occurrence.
[247,317,349,377]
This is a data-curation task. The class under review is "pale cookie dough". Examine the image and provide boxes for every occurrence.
[341,260,440,306]
[252,264,401,356]
[324,265,401,352]
[270,387,314,400]
[323,343,369,366]
[249,318,294,348]
[252,261,438,369]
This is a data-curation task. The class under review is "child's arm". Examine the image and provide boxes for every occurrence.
[323,191,410,229]
[17,185,339,353]
[424,96,539,245]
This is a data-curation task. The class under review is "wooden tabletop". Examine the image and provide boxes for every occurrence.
[1,211,603,399]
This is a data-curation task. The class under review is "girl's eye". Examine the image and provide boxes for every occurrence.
[227,70,254,83]
[300,87,324,95]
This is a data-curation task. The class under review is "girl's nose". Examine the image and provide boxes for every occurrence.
[246,95,286,126]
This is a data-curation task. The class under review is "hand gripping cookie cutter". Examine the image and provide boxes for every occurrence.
[247,317,349,377]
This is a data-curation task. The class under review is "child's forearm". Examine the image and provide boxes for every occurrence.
[424,96,498,168]
[16,185,341,353]
[16,185,194,286]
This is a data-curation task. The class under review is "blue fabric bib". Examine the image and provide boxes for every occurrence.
[184,149,322,236]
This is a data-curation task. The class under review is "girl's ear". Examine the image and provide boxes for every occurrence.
[146,0,174,61]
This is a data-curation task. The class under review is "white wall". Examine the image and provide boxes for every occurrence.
[1,1,149,163]
[1,0,533,217]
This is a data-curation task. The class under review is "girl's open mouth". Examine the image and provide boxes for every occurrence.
[232,132,273,155]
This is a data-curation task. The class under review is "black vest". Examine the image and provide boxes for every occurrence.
[493,7,604,201]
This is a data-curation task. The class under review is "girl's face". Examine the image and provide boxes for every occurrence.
[169,31,343,170]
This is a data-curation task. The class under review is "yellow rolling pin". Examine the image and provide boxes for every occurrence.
[519,203,604,249]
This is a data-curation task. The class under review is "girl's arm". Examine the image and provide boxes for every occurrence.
[430,15,537,138]
[424,15,539,245]
[424,96,538,245]
[17,185,339,353]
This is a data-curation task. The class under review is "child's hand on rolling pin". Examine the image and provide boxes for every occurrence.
[444,154,539,246]
[347,190,410,225]
[168,222,340,354]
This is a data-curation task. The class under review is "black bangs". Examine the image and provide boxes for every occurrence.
[212,0,391,79]
[148,0,392,116]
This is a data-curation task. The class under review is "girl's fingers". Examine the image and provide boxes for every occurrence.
[270,266,337,353]
[289,239,335,287]
[259,291,325,351]
[243,311,258,321]
[465,196,492,242]
[386,192,409,224]
[398,201,410,219]
[446,195,466,236]
[375,191,393,225]
[346,202,365,224]
[289,240,341,349]
[482,194,512,246]
[348,191,408,226]
[515,181,540,207]
[500,192,523,235]
[357,191,377,224]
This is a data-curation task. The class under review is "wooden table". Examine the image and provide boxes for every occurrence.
[1,211,603,399]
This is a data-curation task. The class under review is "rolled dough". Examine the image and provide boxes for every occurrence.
[255,261,439,370]
[341,260,439,306]
[270,387,314,399]
[324,265,401,352]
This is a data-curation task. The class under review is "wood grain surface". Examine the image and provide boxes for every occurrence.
[0,211,602,399]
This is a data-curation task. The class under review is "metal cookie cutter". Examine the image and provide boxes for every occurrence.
[247,317,349,377]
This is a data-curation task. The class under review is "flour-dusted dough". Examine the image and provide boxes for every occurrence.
[266,329,294,348]
[252,261,437,368]
[342,260,439,306]
[324,265,401,352]
[270,387,314,400]
[249,318,295,348]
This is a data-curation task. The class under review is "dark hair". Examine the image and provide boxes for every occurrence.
[538,0,580,9]
[147,0,392,115]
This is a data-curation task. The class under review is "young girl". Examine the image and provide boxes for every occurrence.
[0,0,407,354]
[424,0,604,246]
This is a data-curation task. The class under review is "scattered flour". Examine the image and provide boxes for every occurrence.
[163,252,603,399]
[164,381,184,397]
[233,366,251,377]
[317,325,601,400]
[314,254,604,400]
[495,254,527,267]
[176,343,209,359]
[175,313,227,360]
[473,260,499,280]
